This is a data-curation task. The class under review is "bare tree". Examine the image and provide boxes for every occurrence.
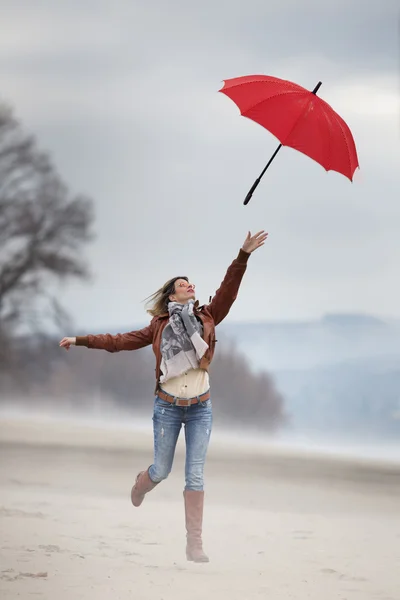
[0,102,94,357]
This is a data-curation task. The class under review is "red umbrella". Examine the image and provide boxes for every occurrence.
[219,75,359,205]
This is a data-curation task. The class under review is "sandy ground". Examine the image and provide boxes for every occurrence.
[1,417,400,600]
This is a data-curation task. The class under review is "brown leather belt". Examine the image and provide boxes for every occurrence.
[156,388,210,407]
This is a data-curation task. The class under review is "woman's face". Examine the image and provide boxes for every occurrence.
[169,278,196,304]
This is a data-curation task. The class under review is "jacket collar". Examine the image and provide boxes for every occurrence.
[157,299,202,319]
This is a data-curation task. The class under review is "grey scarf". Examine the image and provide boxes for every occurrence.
[159,299,209,384]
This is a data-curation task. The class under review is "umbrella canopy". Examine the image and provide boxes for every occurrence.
[219,75,359,204]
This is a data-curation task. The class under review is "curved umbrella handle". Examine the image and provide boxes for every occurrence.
[244,179,261,205]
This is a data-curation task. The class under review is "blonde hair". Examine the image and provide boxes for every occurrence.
[145,276,188,317]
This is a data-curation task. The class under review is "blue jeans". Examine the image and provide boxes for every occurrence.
[148,396,213,491]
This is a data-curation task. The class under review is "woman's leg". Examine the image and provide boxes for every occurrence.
[183,399,212,562]
[184,399,213,491]
[131,397,182,507]
[149,397,183,483]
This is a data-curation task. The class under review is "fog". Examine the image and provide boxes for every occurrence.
[2,393,400,465]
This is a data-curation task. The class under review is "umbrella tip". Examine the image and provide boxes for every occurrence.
[218,80,227,93]
[312,81,322,95]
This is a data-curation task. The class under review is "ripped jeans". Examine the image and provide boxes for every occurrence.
[148,395,213,491]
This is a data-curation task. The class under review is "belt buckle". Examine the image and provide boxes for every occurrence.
[176,396,192,407]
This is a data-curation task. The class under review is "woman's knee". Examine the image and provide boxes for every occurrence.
[149,464,171,483]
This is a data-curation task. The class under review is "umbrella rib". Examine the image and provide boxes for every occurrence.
[314,101,333,172]
[241,89,305,120]
[279,95,316,146]
[319,99,353,178]
[331,111,353,179]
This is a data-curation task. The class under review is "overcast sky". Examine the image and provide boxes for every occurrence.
[1,0,399,331]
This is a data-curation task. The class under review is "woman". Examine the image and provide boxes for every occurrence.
[59,230,267,562]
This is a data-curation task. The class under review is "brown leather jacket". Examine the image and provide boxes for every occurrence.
[76,248,250,392]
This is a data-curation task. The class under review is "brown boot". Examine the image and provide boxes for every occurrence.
[131,468,158,507]
[183,490,209,563]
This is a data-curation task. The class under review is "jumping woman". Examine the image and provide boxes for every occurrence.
[59,230,268,563]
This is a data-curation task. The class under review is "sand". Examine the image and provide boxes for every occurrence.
[1,417,399,600]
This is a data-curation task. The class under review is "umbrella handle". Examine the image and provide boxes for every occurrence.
[244,179,261,205]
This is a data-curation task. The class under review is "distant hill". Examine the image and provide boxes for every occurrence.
[218,313,400,371]
[219,314,400,440]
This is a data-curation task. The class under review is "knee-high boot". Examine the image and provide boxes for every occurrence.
[183,490,209,563]
[131,468,159,507]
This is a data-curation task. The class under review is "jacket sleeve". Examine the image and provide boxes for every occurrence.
[75,323,154,353]
[207,248,250,326]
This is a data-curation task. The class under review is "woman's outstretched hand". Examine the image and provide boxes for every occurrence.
[241,230,268,254]
[59,337,76,350]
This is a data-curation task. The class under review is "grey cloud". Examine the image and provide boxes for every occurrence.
[2,0,398,71]
[0,0,399,330]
